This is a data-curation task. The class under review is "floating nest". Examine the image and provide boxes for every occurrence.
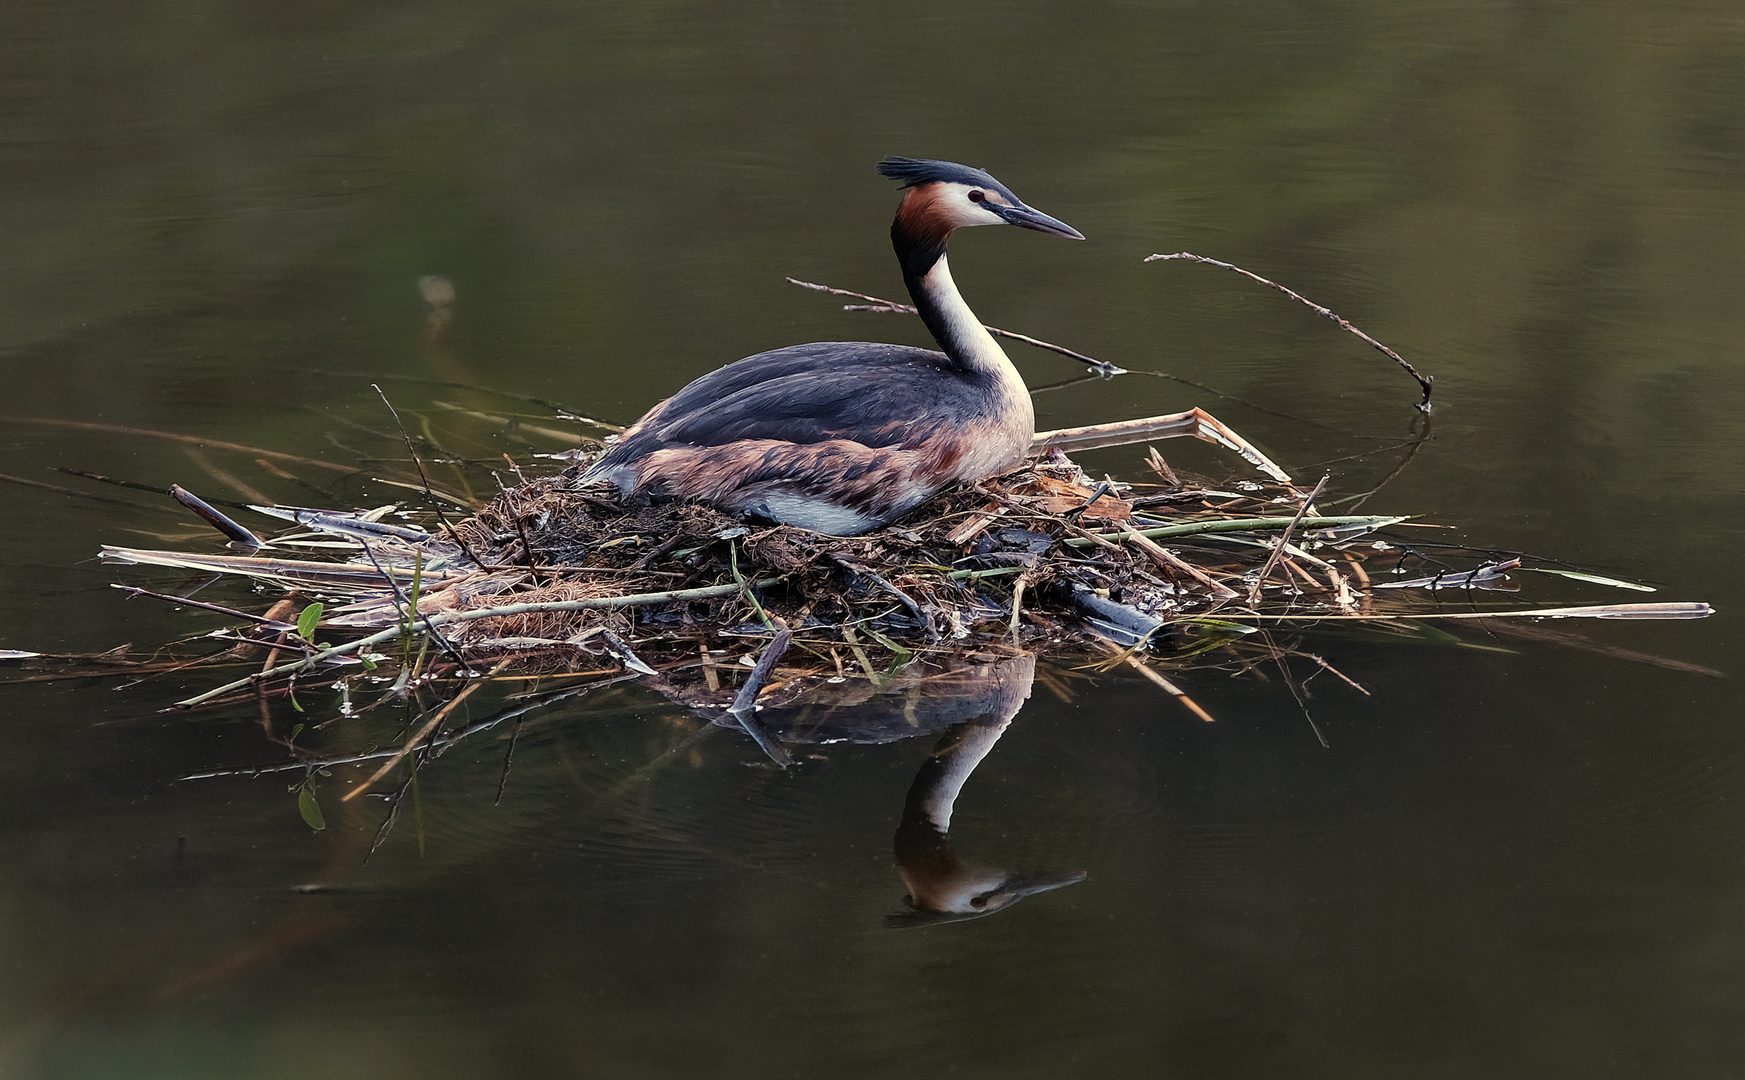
[98,441,1711,759]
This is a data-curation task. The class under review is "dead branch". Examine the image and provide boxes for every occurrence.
[171,485,263,550]
[1145,252,1434,412]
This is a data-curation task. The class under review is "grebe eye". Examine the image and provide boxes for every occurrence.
[968,190,985,203]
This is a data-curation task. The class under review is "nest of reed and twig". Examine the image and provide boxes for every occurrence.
[98,441,1713,748]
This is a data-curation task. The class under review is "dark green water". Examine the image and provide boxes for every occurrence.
[3,2,1742,1077]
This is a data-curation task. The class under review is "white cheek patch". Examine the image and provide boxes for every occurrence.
[937,184,1009,228]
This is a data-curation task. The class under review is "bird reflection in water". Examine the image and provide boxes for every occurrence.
[887,707,1088,927]
[654,650,1086,925]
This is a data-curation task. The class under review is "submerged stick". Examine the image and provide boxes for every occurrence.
[1145,252,1435,412]
[6,417,357,472]
[0,471,145,508]
[61,468,258,507]
[1267,644,1329,749]
[1469,620,1727,677]
[302,371,627,432]
[182,675,634,782]
[725,629,795,767]
[183,448,274,507]
[112,584,297,629]
[341,658,510,802]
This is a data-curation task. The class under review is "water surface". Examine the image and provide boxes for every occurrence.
[2,2,1742,1077]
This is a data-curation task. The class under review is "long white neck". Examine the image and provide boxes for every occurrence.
[911,255,1015,376]
[907,254,1035,443]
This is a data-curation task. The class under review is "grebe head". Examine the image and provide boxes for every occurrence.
[877,157,1085,258]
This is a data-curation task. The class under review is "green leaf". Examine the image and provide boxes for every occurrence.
[296,602,325,641]
[289,723,305,741]
[297,787,327,832]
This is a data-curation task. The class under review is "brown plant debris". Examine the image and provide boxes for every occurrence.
[66,426,1716,800]
[89,441,1710,729]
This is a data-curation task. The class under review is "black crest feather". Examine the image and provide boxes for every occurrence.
[877,157,1003,191]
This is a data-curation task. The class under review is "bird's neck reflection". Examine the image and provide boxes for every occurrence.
[888,685,1086,927]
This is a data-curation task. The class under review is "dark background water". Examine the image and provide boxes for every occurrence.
[2,2,1742,1077]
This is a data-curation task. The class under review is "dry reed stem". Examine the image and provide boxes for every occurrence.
[1033,408,1291,482]
[1119,652,1216,723]
[1120,527,1240,599]
[1247,475,1330,606]
[945,500,1006,545]
[1218,602,1715,622]
[1145,447,1180,486]
[1068,514,1405,547]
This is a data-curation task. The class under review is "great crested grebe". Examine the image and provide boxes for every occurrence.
[582,157,1084,535]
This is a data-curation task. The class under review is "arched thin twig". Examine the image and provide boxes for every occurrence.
[1145,253,1434,413]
